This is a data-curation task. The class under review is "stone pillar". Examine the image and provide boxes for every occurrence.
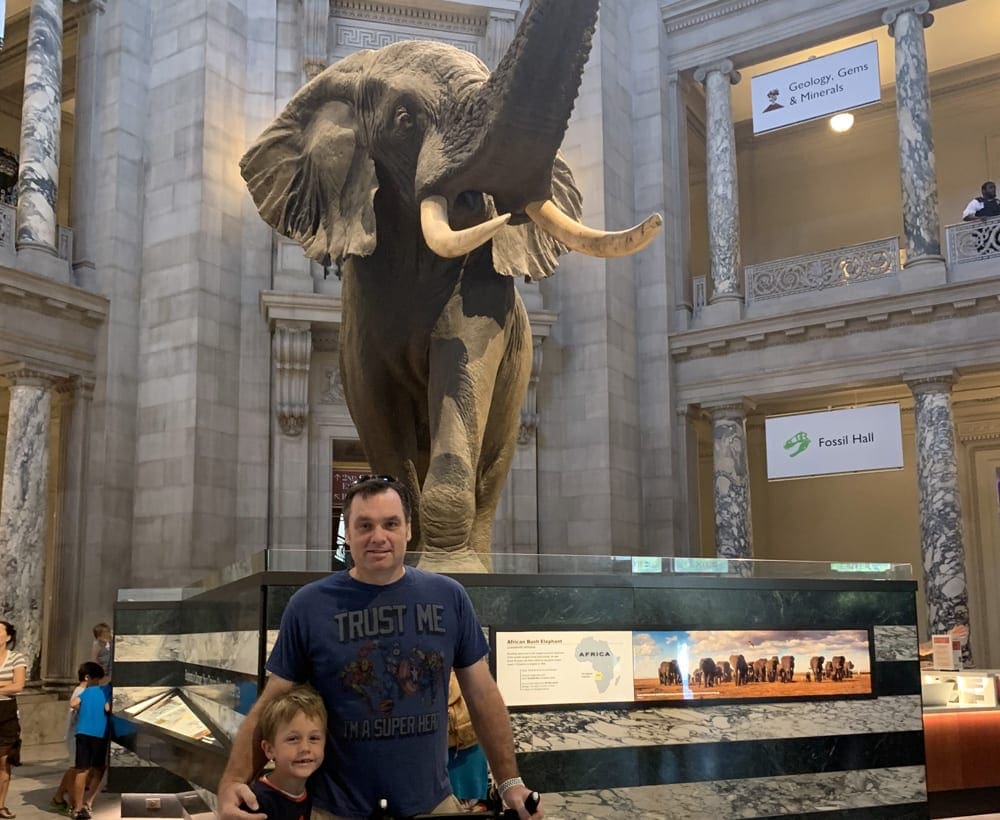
[270,321,312,554]
[302,0,328,80]
[16,0,63,255]
[906,372,972,664]
[708,401,753,559]
[44,378,93,683]
[69,0,107,282]
[693,60,742,320]
[883,1,943,270]
[485,11,517,70]
[674,404,703,554]
[0,367,58,680]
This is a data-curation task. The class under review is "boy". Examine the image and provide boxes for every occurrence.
[70,662,110,820]
[242,686,326,820]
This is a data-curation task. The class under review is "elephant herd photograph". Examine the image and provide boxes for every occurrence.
[632,628,874,702]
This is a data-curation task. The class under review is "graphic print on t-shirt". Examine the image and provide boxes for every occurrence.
[336,602,446,740]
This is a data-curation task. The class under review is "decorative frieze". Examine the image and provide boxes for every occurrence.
[333,1,486,36]
[662,0,767,34]
[335,23,479,55]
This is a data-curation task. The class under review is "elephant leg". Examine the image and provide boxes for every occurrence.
[467,305,532,559]
[417,292,530,571]
[338,349,428,546]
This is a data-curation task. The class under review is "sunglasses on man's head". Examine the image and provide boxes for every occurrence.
[351,474,398,485]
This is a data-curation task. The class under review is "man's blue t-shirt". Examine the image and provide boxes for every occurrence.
[76,684,111,738]
[266,568,490,819]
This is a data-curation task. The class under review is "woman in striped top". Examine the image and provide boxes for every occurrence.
[0,621,26,819]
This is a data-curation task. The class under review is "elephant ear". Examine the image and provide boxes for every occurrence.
[240,75,378,266]
[491,153,582,281]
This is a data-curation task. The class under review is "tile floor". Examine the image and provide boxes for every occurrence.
[5,744,1000,819]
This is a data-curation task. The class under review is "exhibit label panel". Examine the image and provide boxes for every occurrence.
[494,628,874,708]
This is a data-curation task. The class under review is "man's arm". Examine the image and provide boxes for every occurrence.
[217,673,296,820]
[963,198,983,221]
[455,660,542,819]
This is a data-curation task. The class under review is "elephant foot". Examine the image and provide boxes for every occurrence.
[416,548,491,574]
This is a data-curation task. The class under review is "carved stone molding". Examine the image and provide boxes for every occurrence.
[904,370,957,396]
[335,22,479,55]
[957,420,1000,443]
[693,58,740,85]
[662,0,767,34]
[68,0,106,17]
[303,0,329,79]
[0,365,62,390]
[332,1,486,36]
[882,0,933,34]
[272,322,312,437]
[319,365,345,405]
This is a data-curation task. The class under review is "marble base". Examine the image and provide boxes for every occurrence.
[697,297,743,326]
[15,241,71,283]
[900,256,947,290]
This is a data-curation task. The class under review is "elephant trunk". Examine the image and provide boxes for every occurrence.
[420,0,600,214]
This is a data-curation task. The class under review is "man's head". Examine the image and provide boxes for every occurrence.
[344,475,412,584]
[982,181,996,199]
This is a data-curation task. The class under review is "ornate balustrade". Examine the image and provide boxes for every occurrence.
[0,203,14,254]
[946,215,1000,266]
[744,236,901,304]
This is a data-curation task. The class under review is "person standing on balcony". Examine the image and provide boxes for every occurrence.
[963,181,1000,221]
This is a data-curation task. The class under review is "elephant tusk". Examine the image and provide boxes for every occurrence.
[525,199,663,258]
[419,196,511,258]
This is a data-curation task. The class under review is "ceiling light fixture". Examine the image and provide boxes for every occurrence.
[830,112,855,133]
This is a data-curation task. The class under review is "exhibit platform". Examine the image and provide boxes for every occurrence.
[111,552,928,818]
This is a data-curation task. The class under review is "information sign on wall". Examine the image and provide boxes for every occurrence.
[751,41,880,134]
[764,403,904,480]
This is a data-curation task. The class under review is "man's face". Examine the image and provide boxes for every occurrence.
[984,182,997,200]
[346,488,411,585]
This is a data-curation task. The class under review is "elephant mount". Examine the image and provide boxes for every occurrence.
[241,0,663,572]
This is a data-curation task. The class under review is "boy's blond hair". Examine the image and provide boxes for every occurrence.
[258,685,327,744]
[93,622,112,640]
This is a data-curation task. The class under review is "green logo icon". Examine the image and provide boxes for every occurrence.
[784,431,811,457]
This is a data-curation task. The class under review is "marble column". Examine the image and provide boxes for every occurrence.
[693,60,742,305]
[69,0,107,281]
[883,1,942,266]
[907,373,972,664]
[709,401,753,559]
[0,367,58,680]
[302,0,328,80]
[485,11,518,71]
[16,0,63,253]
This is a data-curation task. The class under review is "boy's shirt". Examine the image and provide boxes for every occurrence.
[76,684,111,738]
[241,776,311,820]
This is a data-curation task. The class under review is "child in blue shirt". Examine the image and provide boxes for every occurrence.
[69,662,110,820]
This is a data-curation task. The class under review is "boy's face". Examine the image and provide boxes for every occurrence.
[261,710,325,787]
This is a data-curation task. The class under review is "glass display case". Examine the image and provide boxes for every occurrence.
[922,669,1000,710]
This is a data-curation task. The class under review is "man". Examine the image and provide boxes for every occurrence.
[217,476,540,820]
[963,180,1000,221]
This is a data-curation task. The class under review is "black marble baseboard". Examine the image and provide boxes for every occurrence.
[928,786,1000,818]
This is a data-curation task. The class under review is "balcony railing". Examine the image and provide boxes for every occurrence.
[744,236,901,304]
[0,202,74,273]
[946,215,1000,266]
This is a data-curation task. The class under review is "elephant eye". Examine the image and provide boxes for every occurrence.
[394,107,414,133]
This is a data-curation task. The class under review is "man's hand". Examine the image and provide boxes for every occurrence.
[502,784,543,819]
[216,779,265,820]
